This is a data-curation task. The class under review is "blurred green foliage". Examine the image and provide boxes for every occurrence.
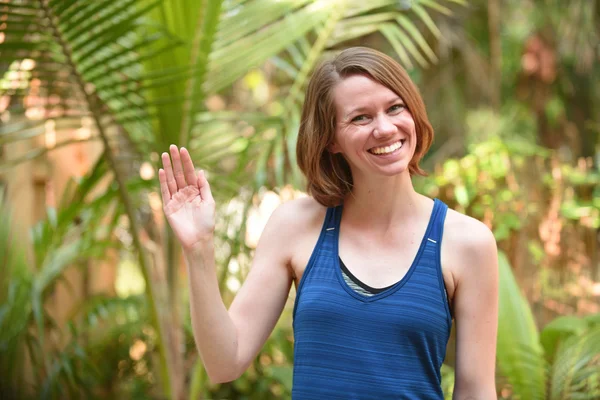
[1,0,600,398]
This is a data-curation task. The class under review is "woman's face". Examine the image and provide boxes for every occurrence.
[330,74,417,179]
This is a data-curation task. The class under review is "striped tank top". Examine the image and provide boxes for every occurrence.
[292,198,452,399]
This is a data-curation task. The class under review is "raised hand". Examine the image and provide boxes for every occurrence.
[159,145,215,251]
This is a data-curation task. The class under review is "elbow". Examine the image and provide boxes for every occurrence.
[207,372,235,385]
[453,382,497,400]
[205,364,242,385]
[196,341,244,384]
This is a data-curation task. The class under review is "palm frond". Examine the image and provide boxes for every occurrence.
[247,0,462,191]
[37,295,148,399]
[0,189,33,396]
[69,294,148,332]
[540,315,591,363]
[207,0,356,94]
[549,326,600,399]
[496,251,547,399]
[1,0,185,152]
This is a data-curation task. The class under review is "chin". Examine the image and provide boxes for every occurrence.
[381,167,410,177]
[367,162,411,178]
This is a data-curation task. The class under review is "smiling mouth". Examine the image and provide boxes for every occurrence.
[368,139,405,155]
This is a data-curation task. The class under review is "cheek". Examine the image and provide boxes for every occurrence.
[330,131,346,154]
[396,111,416,129]
[409,116,417,132]
[334,126,359,152]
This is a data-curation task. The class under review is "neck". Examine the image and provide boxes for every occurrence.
[342,170,430,230]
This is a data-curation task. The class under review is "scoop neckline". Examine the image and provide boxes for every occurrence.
[333,198,440,303]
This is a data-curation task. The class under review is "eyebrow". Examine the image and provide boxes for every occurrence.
[344,96,404,119]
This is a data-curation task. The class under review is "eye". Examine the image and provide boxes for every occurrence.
[351,114,369,123]
[388,104,406,113]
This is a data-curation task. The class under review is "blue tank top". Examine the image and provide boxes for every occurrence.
[292,198,452,399]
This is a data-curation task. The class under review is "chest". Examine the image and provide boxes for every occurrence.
[292,232,452,341]
[337,225,428,288]
[290,225,457,307]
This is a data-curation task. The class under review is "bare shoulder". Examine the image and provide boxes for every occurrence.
[261,197,327,281]
[443,207,498,280]
[267,196,326,233]
[445,208,496,251]
[259,196,326,256]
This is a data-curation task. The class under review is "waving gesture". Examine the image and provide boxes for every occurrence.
[159,145,215,251]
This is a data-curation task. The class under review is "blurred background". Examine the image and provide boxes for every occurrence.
[1,0,599,399]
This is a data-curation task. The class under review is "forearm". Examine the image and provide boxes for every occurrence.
[184,238,240,383]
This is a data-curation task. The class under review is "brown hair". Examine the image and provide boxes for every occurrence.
[296,46,434,207]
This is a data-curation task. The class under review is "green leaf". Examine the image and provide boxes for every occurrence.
[412,4,441,39]
[206,1,332,93]
[380,23,414,69]
[328,12,397,45]
[389,23,429,67]
[189,358,207,400]
[285,0,347,110]
[418,0,453,16]
[217,0,313,47]
[541,316,589,363]
[287,42,306,69]
[61,0,134,40]
[84,42,177,83]
[269,55,299,79]
[496,251,547,399]
[56,1,98,23]
[550,327,600,398]
[181,0,224,143]
[50,0,79,17]
[396,14,438,63]
[584,314,600,327]
[79,32,165,76]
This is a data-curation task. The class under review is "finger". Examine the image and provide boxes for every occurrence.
[161,152,178,196]
[198,170,214,203]
[169,144,187,189]
[180,147,197,187]
[158,169,171,204]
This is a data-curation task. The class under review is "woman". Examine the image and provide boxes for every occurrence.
[159,47,498,399]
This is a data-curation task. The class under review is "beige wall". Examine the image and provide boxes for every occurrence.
[4,123,116,327]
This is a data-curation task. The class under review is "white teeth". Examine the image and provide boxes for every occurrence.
[370,140,403,155]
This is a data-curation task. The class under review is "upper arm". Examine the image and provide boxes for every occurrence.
[226,200,301,374]
[449,216,499,398]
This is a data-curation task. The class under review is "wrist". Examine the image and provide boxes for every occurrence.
[183,235,215,258]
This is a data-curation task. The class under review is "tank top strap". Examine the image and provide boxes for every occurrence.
[292,204,341,320]
[331,204,343,229]
[320,204,342,235]
[427,198,448,245]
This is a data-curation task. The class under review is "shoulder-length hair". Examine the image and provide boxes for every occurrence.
[296,46,434,207]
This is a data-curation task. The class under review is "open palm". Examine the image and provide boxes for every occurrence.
[159,145,215,251]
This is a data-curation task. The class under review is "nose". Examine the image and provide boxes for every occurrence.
[373,114,397,139]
